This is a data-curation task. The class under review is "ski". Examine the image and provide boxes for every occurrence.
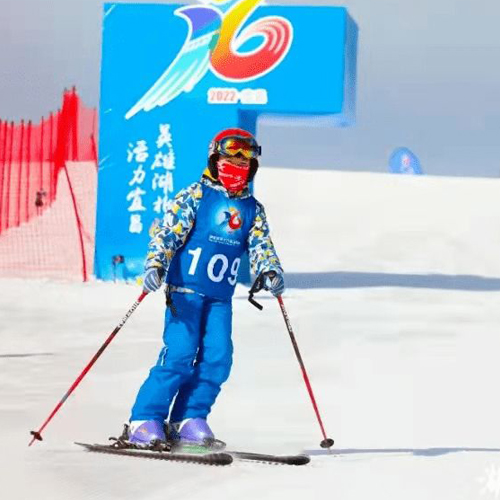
[172,443,310,466]
[76,441,310,466]
[227,450,310,466]
[75,442,233,466]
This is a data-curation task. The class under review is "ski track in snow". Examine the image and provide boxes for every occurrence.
[3,170,500,499]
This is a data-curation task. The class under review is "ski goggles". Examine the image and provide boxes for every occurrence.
[217,137,261,159]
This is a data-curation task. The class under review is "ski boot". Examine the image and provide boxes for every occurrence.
[114,420,169,450]
[169,418,226,452]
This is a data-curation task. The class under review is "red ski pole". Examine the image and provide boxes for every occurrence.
[29,292,148,446]
[276,295,334,449]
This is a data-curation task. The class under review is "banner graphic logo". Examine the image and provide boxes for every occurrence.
[125,0,293,119]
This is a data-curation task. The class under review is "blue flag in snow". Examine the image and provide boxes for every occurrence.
[389,148,423,175]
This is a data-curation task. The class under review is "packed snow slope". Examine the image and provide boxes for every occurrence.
[2,169,500,500]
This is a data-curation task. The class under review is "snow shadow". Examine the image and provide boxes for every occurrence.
[305,447,500,457]
[285,272,500,291]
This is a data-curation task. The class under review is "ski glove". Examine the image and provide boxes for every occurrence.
[263,271,285,297]
[143,267,165,293]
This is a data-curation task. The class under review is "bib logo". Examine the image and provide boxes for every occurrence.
[125,0,293,119]
[218,207,243,232]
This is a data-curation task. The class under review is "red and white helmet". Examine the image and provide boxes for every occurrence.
[208,128,261,181]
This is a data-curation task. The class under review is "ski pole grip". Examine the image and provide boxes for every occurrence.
[248,273,265,310]
[248,295,263,310]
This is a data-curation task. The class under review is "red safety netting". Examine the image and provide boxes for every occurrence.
[0,88,98,281]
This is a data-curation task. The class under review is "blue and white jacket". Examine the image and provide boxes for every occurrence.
[145,174,283,297]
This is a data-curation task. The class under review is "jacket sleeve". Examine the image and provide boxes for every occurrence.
[145,183,202,271]
[247,201,284,277]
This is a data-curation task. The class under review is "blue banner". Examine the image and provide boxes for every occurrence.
[95,1,358,280]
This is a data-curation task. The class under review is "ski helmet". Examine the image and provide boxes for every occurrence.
[208,128,261,182]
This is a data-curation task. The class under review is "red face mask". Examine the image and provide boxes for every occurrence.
[217,158,250,193]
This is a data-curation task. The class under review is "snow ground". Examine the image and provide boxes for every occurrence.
[2,170,500,500]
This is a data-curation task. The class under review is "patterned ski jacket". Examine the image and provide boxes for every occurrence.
[145,174,283,284]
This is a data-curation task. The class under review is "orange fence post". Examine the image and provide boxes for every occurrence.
[0,121,6,233]
[25,120,32,223]
[40,117,45,192]
[72,87,79,161]
[49,112,54,203]
[5,122,14,231]
[16,120,25,227]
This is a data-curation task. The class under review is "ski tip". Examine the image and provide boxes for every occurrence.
[74,442,93,450]
[229,451,311,466]
[292,455,311,466]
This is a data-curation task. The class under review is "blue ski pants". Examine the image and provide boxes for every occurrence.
[130,292,233,423]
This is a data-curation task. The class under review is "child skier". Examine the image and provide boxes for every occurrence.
[127,128,284,447]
